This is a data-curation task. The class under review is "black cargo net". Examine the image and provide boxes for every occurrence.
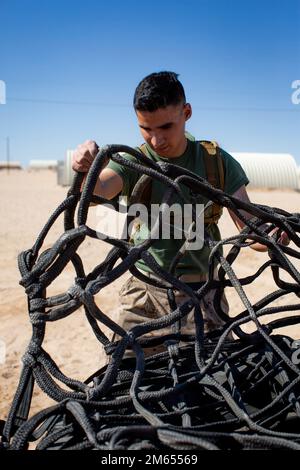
[1,145,300,450]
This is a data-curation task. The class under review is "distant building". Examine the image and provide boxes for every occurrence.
[28,160,58,170]
[57,150,75,186]
[231,153,299,190]
[0,161,22,170]
[57,148,300,191]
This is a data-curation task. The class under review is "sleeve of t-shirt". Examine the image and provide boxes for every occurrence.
[106,152,141,198]
[221,149,250,195]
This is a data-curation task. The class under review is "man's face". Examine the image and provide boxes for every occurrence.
[136,102,192,158]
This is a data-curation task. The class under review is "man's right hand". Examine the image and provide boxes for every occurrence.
[71,139,123,199]
[72,140,99,172]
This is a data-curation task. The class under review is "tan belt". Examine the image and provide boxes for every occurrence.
[136,268,207,284]
[180,273,207,283]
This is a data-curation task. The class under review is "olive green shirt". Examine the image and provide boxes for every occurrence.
[107,139,249,275]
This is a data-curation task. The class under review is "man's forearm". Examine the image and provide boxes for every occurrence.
[80,168,123,201]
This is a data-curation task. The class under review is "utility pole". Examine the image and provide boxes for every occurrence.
[6,136,10,174]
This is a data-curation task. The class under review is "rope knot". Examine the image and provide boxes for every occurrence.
[25,282,44,298]
[22,352,37,368]
[104,342,116,355]
[68,284,84,300]
[68,284,93,305]
[29,298,47,311]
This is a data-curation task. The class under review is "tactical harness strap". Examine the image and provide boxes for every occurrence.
[199,140,225,225]
[137,140,225,225]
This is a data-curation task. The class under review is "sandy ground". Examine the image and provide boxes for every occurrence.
[1,169,300,423]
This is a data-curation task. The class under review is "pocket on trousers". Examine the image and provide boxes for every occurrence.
[118,276,135,297]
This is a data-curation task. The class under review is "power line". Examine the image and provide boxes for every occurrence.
[8,97,300,112]
[9,97,131,107]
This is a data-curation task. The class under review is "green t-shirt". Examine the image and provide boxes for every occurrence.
[107,139,249,276]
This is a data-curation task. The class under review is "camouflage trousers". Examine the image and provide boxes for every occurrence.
[111,271,229,358]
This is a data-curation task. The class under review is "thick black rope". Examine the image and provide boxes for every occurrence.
[1,144,300,450]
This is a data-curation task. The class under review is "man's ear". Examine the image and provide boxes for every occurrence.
[184,103,192,121]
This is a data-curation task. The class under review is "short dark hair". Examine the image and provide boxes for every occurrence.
[133,71,186,112]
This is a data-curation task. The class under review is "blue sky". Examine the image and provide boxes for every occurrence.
[0,0,299,166]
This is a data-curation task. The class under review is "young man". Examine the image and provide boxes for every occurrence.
[72,71,289,352]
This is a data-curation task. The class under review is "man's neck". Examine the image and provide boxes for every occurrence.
[158,136,188,159]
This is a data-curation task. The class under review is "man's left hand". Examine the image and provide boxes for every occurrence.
[270,227,290,246]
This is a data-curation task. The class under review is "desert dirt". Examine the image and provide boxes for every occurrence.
[1,169,300,422]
